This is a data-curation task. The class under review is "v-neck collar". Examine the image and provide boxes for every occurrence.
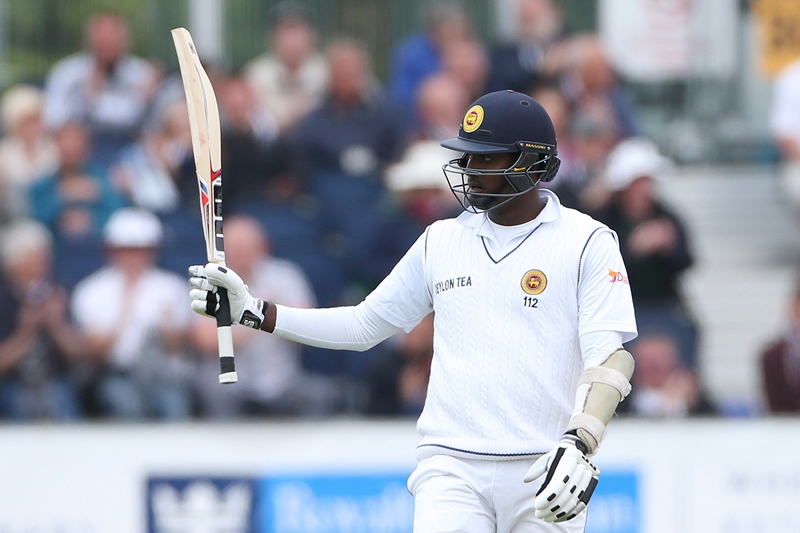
[455,189,563,263]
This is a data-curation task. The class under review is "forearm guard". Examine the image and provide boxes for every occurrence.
[566,348,635,456]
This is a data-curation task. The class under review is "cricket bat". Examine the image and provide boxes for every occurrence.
[171,27,237,384]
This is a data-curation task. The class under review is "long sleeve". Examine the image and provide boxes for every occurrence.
[273,301,401,351]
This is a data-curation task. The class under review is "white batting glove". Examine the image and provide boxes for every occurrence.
[188,264,267,330]
[523,435,599,523]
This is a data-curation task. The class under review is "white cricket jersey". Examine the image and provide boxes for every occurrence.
[364,189,637,460]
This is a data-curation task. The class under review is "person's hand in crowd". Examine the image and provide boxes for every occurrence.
[626,218,677,257]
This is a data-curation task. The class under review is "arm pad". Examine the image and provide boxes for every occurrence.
[567,348,634,456]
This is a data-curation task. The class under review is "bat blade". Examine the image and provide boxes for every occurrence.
[171,27,237,384]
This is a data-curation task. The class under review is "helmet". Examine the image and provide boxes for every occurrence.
[440,90,560,212]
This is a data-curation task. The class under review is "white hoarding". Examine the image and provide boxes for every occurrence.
[1,419,800,532]
[599,0,738,81]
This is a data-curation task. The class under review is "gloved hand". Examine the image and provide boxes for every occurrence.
[523,435,599,523]
[188,264,268,330]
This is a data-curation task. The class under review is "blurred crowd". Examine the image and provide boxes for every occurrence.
[0,0,797,423]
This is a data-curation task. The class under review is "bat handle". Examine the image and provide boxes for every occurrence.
[215,287,238,384]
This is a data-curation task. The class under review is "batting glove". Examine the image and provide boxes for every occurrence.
[523,435,599,523]
[188,264,268,330]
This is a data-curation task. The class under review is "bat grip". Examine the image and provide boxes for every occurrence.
[216,288,238,384]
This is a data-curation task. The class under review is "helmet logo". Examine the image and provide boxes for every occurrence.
[462,105,484,133]
[521,269,547,295]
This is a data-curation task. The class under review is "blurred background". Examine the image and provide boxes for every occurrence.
[0,0,799,532]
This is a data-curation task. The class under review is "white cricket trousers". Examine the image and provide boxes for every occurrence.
[407,454,588,533]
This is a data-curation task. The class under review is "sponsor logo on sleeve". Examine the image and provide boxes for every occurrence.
[608,268,629,284]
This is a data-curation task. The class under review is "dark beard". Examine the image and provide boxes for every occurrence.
[465,192,497,211]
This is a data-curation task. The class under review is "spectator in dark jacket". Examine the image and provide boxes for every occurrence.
[0,220,88,421]
[761,279,800,413]
[617,333,716,418]
[593,137,700,368]
[287,38,409,301]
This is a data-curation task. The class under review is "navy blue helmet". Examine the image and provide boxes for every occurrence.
[441,90,560,212]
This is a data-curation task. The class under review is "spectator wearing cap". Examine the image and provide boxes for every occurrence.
[593,137,700,369]
[70,208,194,419]
[243,1,327,133]
[0,85,59,223]
[0,220,88,421]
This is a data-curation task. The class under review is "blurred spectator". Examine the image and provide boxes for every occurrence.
[0,220,87,421]
[530,83,580,204]
[190,216,353,417]
[218,76,302,211]
[487,0,570,93]
[441,38,489,102]
[27,122,126,240]
[289,38,407,181]
[0,85,58,223]
[365,313,434,416]
[388,0,472,110]
[760,278,800,413]
[109,99,207,278]
[769,57,800,217]
[362,141,461,285]
[42,11,160,169]
[594,137,700,368]
[70,208,193,420]
[553,98,620,211]
[110,100,189,214]
[617,333,716,417]
[244,1,327,133]
[560,34,639,138]
[146,54,228,138]
[287,38,408,300]
[411,73,470,142]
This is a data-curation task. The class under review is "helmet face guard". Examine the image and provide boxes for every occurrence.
[441,143,561,213]
[440,90,561,213]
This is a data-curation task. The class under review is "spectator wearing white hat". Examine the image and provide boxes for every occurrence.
[70,208,193,419]
[593,137,700,369]
[361,141,461,289]
[0,85,59,222]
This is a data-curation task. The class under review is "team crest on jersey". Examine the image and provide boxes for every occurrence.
[521,269,547,295]
[462,105,484,133]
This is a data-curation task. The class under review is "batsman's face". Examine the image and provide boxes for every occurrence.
[463,152,516,209]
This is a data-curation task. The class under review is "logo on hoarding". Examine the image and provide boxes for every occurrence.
[147,477,257,533]
[259,472,413,533]
[585,470,640,533]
